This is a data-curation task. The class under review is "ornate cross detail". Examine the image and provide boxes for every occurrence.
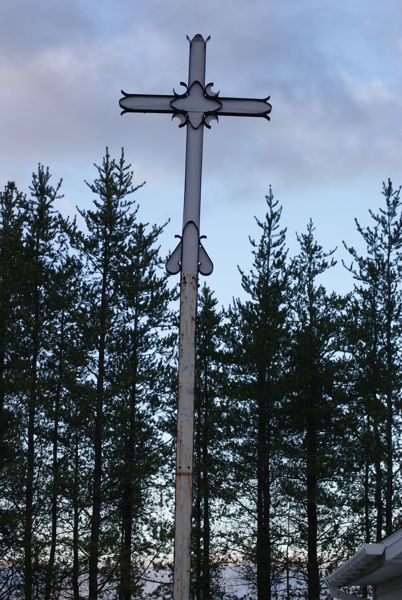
[121,78,271,130]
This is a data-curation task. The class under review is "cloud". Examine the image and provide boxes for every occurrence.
[340,71,398,107]
[1,0,402,197]
[1,0,402,306]
[0,0,93,56]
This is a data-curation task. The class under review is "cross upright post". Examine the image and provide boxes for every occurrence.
[119,34,271,600]
[171,36,206,600]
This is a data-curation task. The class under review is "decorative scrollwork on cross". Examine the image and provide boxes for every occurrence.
[170,81,222,129]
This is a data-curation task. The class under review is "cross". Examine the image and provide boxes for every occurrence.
[120,34,271,600]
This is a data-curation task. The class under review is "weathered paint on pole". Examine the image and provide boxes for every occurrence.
[119,35,271,600]
[173,34,206,600]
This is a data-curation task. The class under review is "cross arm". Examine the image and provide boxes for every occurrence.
[119,91,175,115]
[218,95,272,119]
[119,87,272,126]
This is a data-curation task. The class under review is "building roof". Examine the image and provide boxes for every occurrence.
[325,527,402,593]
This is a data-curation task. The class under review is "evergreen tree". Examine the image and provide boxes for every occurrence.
[19,165,66,600]
[0,182,27,471]
[285,221,347,600]
[42,254,86,600]
[343,270,385,547]
[107,220,174,599]
[344,179,402,539]
[192,284,226,600]
[0,182,28,598]
[63,355,94,600]
[0,152,176,599]
[70,148,145,599]
[225,188,289,599]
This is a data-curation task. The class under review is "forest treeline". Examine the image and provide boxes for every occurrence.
[0,149,401,600]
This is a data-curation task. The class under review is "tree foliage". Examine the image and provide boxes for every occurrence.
[0,164,401,600]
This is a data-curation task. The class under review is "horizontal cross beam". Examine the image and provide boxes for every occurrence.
[120,82,271,129]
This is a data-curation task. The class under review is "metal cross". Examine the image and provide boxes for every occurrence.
[120,34,271,600]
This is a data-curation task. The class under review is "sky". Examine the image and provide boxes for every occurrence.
[1,0,402,306]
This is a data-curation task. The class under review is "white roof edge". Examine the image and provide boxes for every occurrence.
[325,544,384,588]
[384,527,402,560]
[326,528,402,590]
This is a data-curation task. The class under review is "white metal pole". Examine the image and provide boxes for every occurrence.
[173,34,206,600]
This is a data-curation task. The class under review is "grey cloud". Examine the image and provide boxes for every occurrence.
[0,0,95,56]
[2,0,402,307]
[1,0,401,198]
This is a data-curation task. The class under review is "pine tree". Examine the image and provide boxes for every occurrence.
[0,182,28,598]
[192,284,226,600]
[42,254,85,600]
[286,221,347,600]
[64,373,93,600]
[344,179,402,539]
[107,220,174,599]
[19,165,66,600]
[70,148,146,599]
[225,188,289,599]
[0,182,27,471]
[343,271,385,545]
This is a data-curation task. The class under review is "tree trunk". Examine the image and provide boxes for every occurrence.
[363,418,370,545]
[72,430,80,600]
[385,313,393,536]
[44,312,65,600]
[0,288,9,461]
[306,412,319,600]
[88,271,108,600]
[385,389,393,537]
[119,472,134,600]
[24,399,35,600]
[44,398,60,600]
[118,351,138,600]
[194,395,202,600]
[384,229,395,537]
[201,388,211,600]
[372,416,383,542]
[285,506,291,600]
[256,372,271,600]
[363,416,371,598]
[24,289,40,600]
[88,335,105,599]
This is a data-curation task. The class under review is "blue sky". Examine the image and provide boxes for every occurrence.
[1,0,401,305]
